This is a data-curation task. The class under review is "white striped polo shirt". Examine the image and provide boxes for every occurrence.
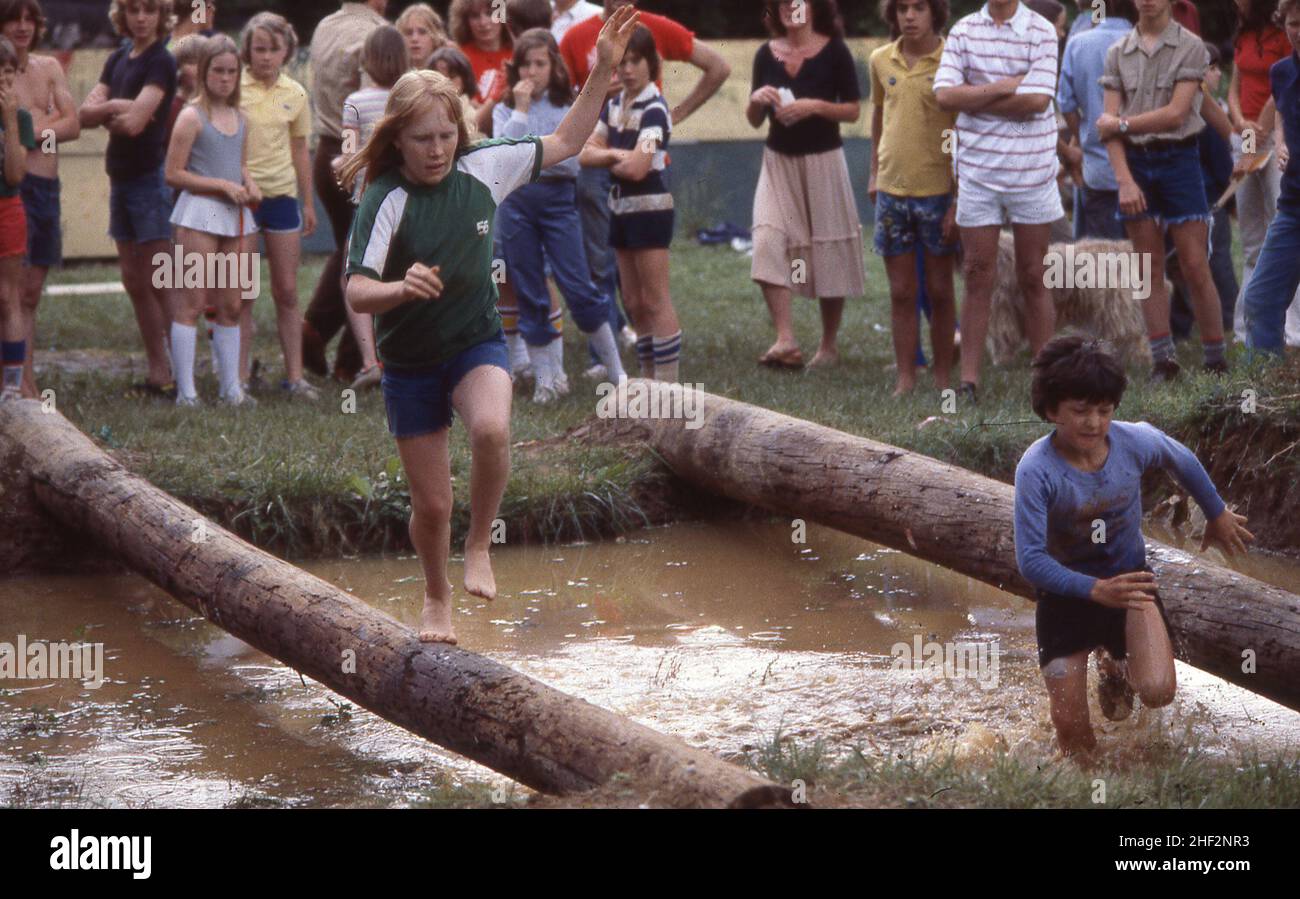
[933,2,1060,192]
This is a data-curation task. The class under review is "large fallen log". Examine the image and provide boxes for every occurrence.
[582,381,1300,711]
[0,399,783,807]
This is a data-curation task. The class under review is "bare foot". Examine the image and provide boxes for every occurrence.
[807,350,839,369]
[892,379,915,397]
[762,340,800,359]
[418,589,457,644]
[464,544,497,600]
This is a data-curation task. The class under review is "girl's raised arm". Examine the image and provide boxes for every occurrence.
[541,5,640,170]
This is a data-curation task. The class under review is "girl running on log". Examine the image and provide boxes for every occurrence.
[340,4,641,645]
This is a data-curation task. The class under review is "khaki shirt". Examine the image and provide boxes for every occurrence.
[1100,19,1208,145]
[310,2,387,140]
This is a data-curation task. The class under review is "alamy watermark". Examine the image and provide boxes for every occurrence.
[151,246,261,300]
[595,380,706,430]
[1042,246,1151,300]
[0,635,104,689]
[890,635,1000,690]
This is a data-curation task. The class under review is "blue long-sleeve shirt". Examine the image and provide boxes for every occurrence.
[492,95,578,181]
[1014,420,1227,599]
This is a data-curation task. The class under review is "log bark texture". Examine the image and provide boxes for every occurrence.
[0,399,782,806]
[582,382,1300,711]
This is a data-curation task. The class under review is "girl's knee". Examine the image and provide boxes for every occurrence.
[469,418,509,453]
[271,284,299,310]
[410,489,452,523]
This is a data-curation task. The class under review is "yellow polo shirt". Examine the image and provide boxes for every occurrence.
[241,70,312,198]
[870,38,956,198]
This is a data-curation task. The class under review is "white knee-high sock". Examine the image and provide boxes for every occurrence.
[212,324,242,400]
[527,340,557,391]
[508,331,530,374]
[653,331,682,383]
[171,322,198,401]
[547,335,568,393]
[587,322,626,382]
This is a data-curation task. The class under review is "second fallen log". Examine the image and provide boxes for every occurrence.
[581,381,1300,711]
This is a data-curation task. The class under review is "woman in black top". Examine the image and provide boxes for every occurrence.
[746,0,864,370]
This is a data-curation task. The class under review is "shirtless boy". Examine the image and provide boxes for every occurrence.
[0,0,78,398]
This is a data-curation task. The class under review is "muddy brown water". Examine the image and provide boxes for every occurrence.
[2,521,1298,807]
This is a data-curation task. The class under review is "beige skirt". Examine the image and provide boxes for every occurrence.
[751,146,866,299]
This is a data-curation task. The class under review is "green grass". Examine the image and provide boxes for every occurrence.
[747,730,1300,809]
[35,236,1300,557]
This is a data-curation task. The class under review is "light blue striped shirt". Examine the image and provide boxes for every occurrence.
[1057,17,1133,192]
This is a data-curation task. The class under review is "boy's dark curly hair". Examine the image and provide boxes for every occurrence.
[878,0,949,39]
[1030,334,1128,420]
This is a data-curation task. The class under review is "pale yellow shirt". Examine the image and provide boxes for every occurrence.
[310,2,387,139]
[241,70,311,197]
[870,37,957,198]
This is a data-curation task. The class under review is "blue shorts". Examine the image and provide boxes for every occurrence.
[109,168,174,244]
[609,208,674,250]
[380,332,509,438]
[873,191,957,257]
[21,174,61,267]
[1119,141,1210,225]
[253,195,303,233]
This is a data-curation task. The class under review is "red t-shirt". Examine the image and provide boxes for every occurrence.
[459,41,513,104]
[559,10,695,90]
[1172,0,1200,36]
[1235,27,1293,121]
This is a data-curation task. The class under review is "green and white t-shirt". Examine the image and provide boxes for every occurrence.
[346,136,543,370]
[0,109,36,200]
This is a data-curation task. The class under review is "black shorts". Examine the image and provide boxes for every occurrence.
[1034,569,1171,668]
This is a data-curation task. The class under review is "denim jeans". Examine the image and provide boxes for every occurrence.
[578,165,623,326]
[498,180,612,345]
[1170,208,1238,338]
[1243,202,1300,354]
[1080,185,1126,240]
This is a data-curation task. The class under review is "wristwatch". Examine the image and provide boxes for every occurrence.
[1118,117,1130,135]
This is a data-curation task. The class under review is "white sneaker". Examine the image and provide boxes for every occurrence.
[554,371,570,396]
[619,326,637,349]
[220,390,257,407]
[176,394,201,407]
[532,382,560,405]
[283,379,322,401]
[584,363,609,381]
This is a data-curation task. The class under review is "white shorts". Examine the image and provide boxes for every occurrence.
[955,176,1064,228]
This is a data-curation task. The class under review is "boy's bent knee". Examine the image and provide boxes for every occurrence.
[1135,677,1175,708]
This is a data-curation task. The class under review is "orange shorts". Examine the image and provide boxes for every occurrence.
[0,195,27,259]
